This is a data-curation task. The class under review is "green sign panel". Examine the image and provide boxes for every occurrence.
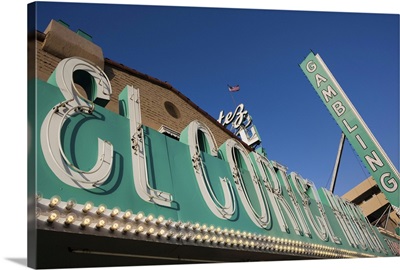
[31,56,399,261]
[300,52,399,208]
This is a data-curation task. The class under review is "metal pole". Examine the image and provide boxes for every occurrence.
[330,132,346,193]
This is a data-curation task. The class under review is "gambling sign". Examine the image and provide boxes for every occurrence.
[300,52,399,208]
[31,57,399,265]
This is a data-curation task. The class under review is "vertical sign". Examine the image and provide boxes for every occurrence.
[300,52,399,208]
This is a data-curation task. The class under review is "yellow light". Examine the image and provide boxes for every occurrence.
[229,229,235,235]
[123,210,132,220]
[201,224,207,231]
[123,223,133,233]
[210,236,217,243]
[82,202,93,213]
[110,207,120,218]
[218,236,224,243]
[64,213,76,225]
[110,222,119,231]
[208,225,215,232]
[193,223,200,230]
[235,230,241,236]
[65,199,76,211]
[195,234,202,241]
[135,225,144,234]
[157,228,166,237]
[96,218,107,229]
[156,216,164,225]
[96,204,107,215]
[81,216,92,227]
[203,234,210,241]
[49,196,60,208]
[147,227,155,235]
[47,210,59,223]
[145,214,154,223]
[215,227,221,234]
[135,212,144,221]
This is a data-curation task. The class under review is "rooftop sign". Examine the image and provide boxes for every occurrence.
[30,57,399,267]
[300,52,399,208]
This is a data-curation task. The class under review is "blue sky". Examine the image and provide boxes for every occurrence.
[33,2,399,197]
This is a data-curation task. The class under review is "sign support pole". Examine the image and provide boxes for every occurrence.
[330,132,346,193]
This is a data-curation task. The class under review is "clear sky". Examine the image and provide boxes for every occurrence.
[32,1,399,197]
[0,1,398,270]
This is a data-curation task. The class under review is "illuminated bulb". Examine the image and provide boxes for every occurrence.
[229,229,235,235]
[195,234,202,242]
[244,241,249,247]
[156,216,164,225]
[49,196,61,208]
[82,202,93,213]
[232,239,238,246]
[215,227,221,234]
[123,223,133,233]
[238,240,243,246]
[235,230,241,236]
[123,210,132,220]
[250,241,255,248]
[96,204,107,215]
[110,222,119,231]
[225,238,231,245]
[96,218,107,229]
[210,236,217,243]
[145,214,154,223]
[65,199,76,211]
[80,216,92,227]
[242,231,247,238]
[193,223,200,230]
[217,236,224,244]
[64,213,76,225]
[47,210,59,223]
[157,228,166,237]
[110,207,120,218]
[135,225,144,234]
[201,224,207,231]
[203,234,210,242]
[146,227,155,236]
[135,212,144,221]
[223,228,228,235]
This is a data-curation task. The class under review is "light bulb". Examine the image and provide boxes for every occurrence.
[145,214,154,223]
[65,199,76,211]
[80,216,92,227]
[123,223,133,233]
[135,212,144,221]
[135,225,144,234]
[110,207,120,218]
[110,221,119,231]
[82,202,93,213]
[96,204,107,215]
[49,196,61,208]
[156,216,164,225]
[146,227,155,236]
[123,210,132,220]
[47,210,59,223]
[96,218,107,229]
[64,213,76,225]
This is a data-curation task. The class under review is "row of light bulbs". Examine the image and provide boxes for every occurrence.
[36,195,375,259]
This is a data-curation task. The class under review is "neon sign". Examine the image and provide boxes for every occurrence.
[33,57,399,260]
